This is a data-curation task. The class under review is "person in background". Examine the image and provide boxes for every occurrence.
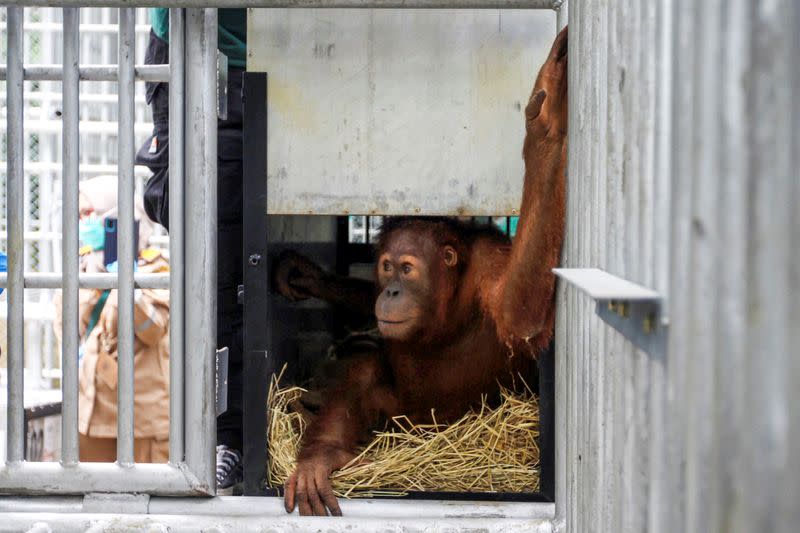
[135,8,246,492]
[54,175,171,462]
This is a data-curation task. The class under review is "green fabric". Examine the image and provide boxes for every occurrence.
[149,8,170,42]
[84,290,111,343]
[149,8,247,69]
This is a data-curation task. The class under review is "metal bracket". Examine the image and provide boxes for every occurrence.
[237,284,244,305]
[215,347,229,417]
[553,268,667,359]
[217,51,228,120]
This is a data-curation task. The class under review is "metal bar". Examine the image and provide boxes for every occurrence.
[0,514,556,533]
[0,272,170,289]
[6,91,149,103]
[61,6,80,466]
[0,120,155,136]
[555,0,567,30]
[116,6,136,467]
[169,6,186,466]
[183,7,218,493]
[0,65,170,82]
[0,495,555,519]
[555,0,574,525]
[0,0,557,8]
[0,21,153,33]
[242,72,270,495]
[0,462,208,495]
[0,497,84,514]
[5,6,25,464]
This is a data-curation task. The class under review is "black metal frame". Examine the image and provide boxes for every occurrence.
[242,71,271,495]
[240,72,552,501]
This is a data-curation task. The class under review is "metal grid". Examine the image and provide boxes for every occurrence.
[0,7,159,389]
[2,5,218,495]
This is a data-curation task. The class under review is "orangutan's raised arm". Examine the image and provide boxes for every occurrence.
[493,27,568,350]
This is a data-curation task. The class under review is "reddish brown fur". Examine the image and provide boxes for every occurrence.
[274,27,568,516]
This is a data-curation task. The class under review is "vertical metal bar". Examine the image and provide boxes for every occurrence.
[554,0,575,524]
[6,6,25,464]
[169,7,186,466]
[242,72,270,495]
[116,6,136,467]
[589,0,608,528]
[715,3,749,530]
[666,0,696,527]
[685,0,722,530]
[184,7,218,492]
[556,0,568,31]
[61,7,80,465]
[648,7,673,530]
[745,2,794,531]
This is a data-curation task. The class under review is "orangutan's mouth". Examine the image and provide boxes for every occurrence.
[378,319,409,325]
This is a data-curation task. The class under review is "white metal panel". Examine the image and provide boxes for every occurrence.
[248,8,556,215]
[559,1,800,532]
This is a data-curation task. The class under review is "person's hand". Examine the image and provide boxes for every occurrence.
[80,251,107,274]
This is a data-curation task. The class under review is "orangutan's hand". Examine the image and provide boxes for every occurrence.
[273,250,327,302]
[525,26,568,139]
[283,445,354,516]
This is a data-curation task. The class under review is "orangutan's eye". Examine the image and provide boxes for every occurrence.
[402,263,413,275]
[383,261,392,272]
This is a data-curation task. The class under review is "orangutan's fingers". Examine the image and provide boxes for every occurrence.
[284,473,297,513]
[306,476,328,516]
[315,468,342,517]
[295,473,312,516]
[550,26,568,63]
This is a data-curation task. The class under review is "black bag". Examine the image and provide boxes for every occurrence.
[135,31,171,229]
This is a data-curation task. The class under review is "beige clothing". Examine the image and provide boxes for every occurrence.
[54,252,171,440]
[79,433,169,463]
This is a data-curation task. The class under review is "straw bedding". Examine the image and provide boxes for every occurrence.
[267,368,540,498]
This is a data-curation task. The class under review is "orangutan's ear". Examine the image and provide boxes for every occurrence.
[443,246,458,268]
[526,89,547,121]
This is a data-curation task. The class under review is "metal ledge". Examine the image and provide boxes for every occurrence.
[554,268,667,357]
[553,268,661,301]
[0,513,556,532]
[0,496,555,532]
[0,462,211,496]
[0,495,555,519]
[0,0,557,8]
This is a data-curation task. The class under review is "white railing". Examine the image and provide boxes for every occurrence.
[2,4,218,496]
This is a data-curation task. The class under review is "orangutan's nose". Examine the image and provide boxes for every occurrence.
[384,283,401,298]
